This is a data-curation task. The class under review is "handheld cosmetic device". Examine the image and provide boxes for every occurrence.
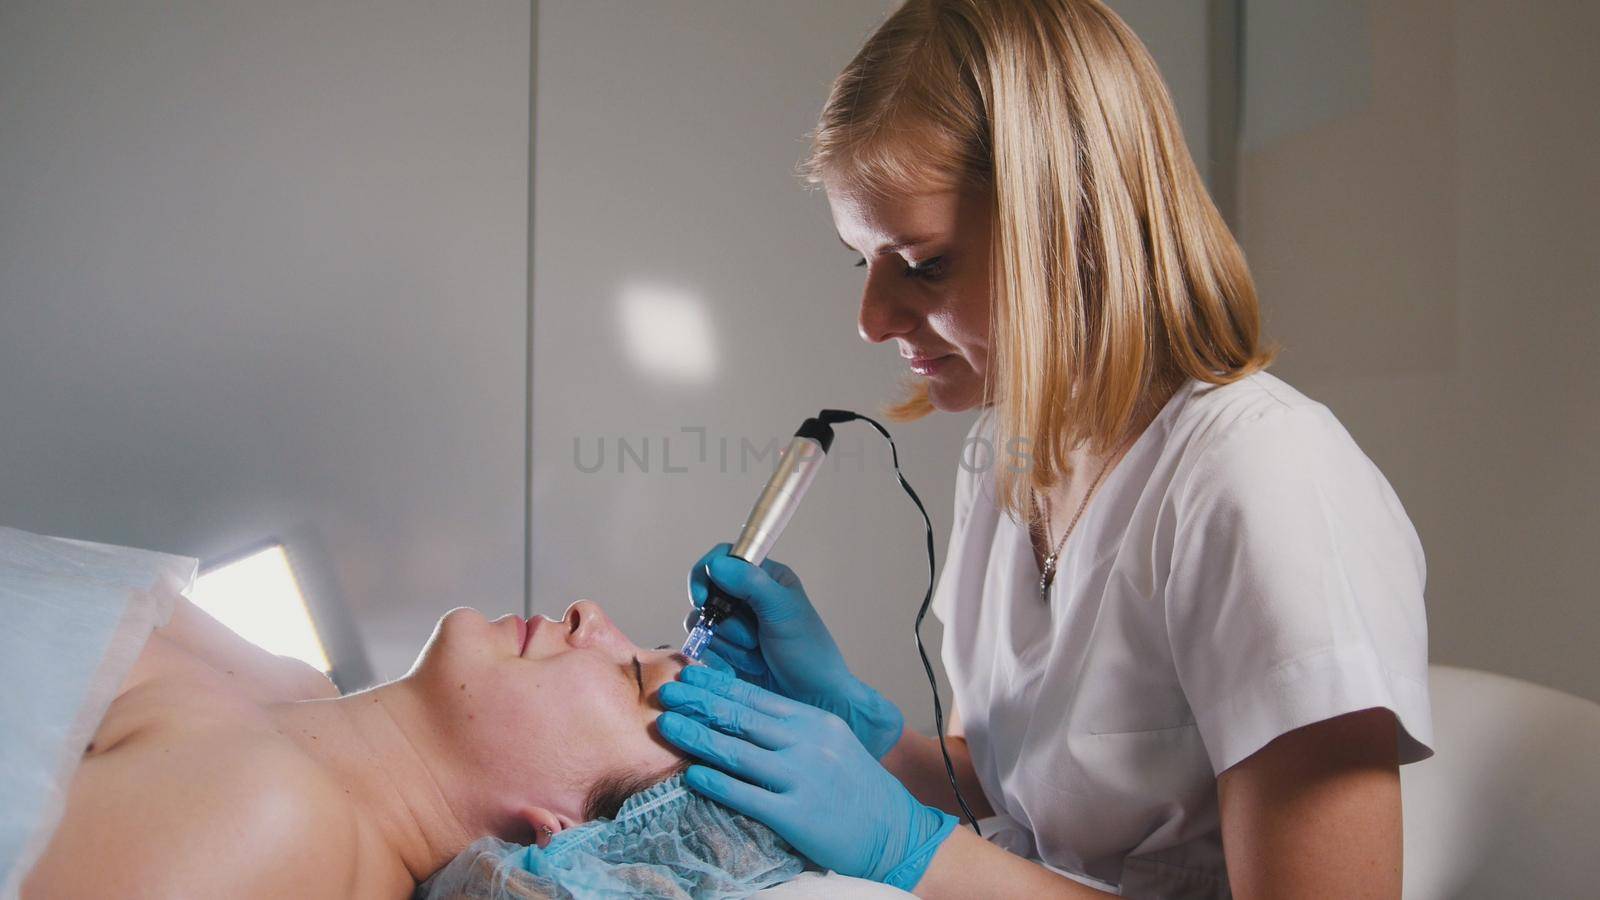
[680,414,837,660]
[677,407,985,834]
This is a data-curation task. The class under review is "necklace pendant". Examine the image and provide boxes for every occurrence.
[1039,554,1057,600]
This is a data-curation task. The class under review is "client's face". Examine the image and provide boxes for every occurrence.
[405,599,690,831]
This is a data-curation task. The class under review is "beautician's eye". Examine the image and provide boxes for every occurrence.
[905,257,945,280]
[854,256,946,280]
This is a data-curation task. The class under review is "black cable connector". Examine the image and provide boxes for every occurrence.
[823,409,984,837]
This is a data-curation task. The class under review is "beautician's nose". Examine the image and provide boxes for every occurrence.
[857,270,919,345]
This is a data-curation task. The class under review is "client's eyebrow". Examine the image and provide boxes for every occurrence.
[632,656,644,699]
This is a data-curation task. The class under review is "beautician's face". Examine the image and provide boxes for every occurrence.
[407,600,688,825]
[828,179,994,412]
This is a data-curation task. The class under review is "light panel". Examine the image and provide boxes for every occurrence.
[191,544,331,672]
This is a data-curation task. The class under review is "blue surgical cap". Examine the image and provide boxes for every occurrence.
[416,774,809,899]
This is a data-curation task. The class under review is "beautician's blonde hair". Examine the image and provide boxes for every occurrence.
[797,0,1275,520]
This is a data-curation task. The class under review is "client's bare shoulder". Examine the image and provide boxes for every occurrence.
[144,593,342,704]
[23,630,394,898]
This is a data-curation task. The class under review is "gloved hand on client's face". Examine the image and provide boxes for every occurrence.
[684,543,904,758]
[655,666,958,892]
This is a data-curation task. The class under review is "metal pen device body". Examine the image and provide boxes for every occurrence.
[681,418,834,659]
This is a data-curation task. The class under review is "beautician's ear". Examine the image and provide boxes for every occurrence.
[513,805,570,848]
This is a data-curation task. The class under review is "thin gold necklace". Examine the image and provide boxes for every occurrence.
[1031,435,1134,601]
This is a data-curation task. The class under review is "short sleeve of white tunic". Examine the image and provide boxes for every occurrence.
[932,372,1433,896]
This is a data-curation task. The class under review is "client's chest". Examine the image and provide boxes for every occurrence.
[89,636,266,755]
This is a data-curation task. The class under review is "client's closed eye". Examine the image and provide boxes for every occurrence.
[632,652,689,708]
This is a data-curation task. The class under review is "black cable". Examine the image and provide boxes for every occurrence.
[819,410,984,836]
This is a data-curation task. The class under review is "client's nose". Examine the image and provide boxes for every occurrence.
[563,599,625,650]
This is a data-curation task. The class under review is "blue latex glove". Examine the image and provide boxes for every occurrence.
[656,666,959,891]
[685,543,904,758]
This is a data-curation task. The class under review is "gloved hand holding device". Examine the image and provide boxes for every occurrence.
[686,543,904,759]
[656,665,958,892]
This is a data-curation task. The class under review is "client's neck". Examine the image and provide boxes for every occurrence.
[269,682,476,887]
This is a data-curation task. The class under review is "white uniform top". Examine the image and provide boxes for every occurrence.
[932,372,1434,898]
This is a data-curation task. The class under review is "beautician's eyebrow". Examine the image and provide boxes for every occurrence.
[838,232,937,255]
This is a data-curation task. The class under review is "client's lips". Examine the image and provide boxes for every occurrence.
[516,616,531,656]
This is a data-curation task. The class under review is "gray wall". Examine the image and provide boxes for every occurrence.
[14,0,1570,719]
[0,0,1210,704]
[1238,0,1600,701]
[0,0,531,680]
[530,0,1214,719]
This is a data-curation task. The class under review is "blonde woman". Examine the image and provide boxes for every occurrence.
[655,0,1432,897]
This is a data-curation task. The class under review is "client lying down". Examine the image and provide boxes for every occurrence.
[22,596,804,898]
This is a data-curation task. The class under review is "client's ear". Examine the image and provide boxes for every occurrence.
[513,806,576,848]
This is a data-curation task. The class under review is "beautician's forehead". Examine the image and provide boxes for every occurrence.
[828,186,961,255]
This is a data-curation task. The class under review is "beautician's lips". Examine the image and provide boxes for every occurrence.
[906,354,953,376]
